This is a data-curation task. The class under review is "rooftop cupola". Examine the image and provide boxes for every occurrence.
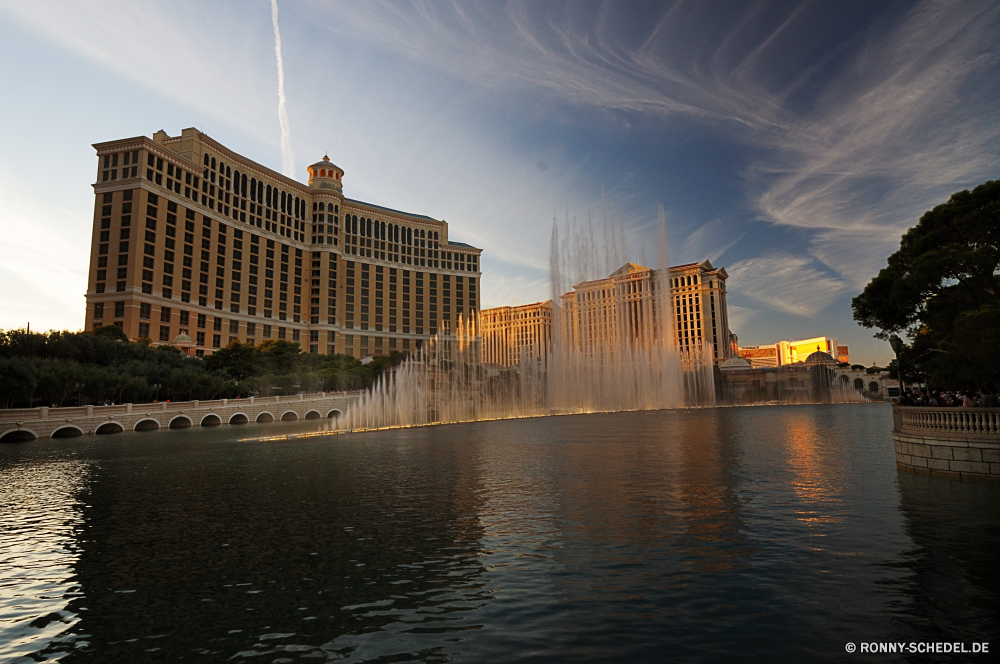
[307,155,344,193]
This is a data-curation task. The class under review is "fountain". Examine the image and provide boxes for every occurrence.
[336,205,719,432]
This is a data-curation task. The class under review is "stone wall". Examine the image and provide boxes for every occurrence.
[0,392,360,442]
[892,406,1000,479]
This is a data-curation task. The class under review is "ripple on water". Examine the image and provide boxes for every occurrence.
[0,406,998,663]
[0,458,92,662]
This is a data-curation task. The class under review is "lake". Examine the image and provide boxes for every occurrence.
[1,404,998,662]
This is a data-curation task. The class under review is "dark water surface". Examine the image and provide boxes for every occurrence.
[1,405,998,662]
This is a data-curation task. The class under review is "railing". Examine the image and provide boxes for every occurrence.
[0,391,363,424]
[894,405,1000,437]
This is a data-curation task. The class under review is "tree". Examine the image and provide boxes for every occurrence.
[204,341,259,381]
[0,357,38,409]
[93,325,128,342]
[852,179,1000,388]
[258,339,301,374]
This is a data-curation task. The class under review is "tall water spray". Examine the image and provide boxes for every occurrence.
[336,205,718,432]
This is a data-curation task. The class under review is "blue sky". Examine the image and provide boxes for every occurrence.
[1,0,998,365]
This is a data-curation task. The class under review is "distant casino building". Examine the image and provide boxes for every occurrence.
[737,336,849,367]
[479,301,553,368]
[480,259,736,366]
[86,128,481,356]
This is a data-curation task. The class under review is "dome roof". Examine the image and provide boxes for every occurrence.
[720,356,752,371]
[805,350,836,364]
[174,333,193,345]
[308,155,341,172]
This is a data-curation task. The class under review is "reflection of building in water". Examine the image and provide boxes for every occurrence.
[481,259,736,366]
[738,336,849,367]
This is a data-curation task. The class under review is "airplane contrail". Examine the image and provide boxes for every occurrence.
[271,0,295,178]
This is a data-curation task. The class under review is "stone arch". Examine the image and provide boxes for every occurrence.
[327,409,343,419]
[169,415,192,429]
[304,410,322,420]
[229,413,249,425]
[50,425,84,439]
[0,428,38,443]
[95,422,124,435]
[854,378,865,390]
[201,414,222,427]
[134,419,160,432]
[280,411,299,422]
[255,412,275,423]
[869,382,880,393]
[839,375,849,386]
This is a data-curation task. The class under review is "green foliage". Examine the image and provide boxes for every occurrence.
[0,327,403,408]
[93,324,128,341]
[204,341,259,381]
[853,179,1000,388]
[258,339,302,374]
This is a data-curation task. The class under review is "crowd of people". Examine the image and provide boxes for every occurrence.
[896,389,997,407]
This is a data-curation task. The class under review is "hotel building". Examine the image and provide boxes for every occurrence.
[479,301,553,368]
[737,337,849,368]
[85,128,482,357]
[481,259,735,366]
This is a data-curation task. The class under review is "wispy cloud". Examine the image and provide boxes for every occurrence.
[308,0,1000,294]
[680,219,745,266]
[752,1,1000,259]
[726,254,848,317]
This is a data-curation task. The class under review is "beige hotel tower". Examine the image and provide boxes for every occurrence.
[85,128,482,356]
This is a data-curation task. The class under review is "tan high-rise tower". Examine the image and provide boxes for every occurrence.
[86,128,482,356]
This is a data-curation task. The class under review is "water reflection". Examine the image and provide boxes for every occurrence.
[893,471,1000,651]
[0,456,91,662]
[0,406,997,662]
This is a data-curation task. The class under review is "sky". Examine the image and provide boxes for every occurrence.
[0,0,998,365]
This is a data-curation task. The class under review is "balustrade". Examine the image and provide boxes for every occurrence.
[896,406,1000,436]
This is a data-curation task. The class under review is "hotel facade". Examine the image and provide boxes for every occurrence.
[86,128,482,357]
[737,336,849,368]
[481,259,736,366]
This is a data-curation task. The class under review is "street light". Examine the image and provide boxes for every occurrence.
[75,382,85,406]
[152,383,161,402]
[888,335,905,391]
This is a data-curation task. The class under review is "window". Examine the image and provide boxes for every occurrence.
[94,303,104,319]
[159,325,170,342]
[114,301,125,318]
[139,303,151,319]
[138,322,150,338]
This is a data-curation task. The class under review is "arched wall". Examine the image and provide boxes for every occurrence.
[50,425,84,438]
[201,414,222,427]
[0,428,38,443]
[134,419,161,432]
[95,422,124,435]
